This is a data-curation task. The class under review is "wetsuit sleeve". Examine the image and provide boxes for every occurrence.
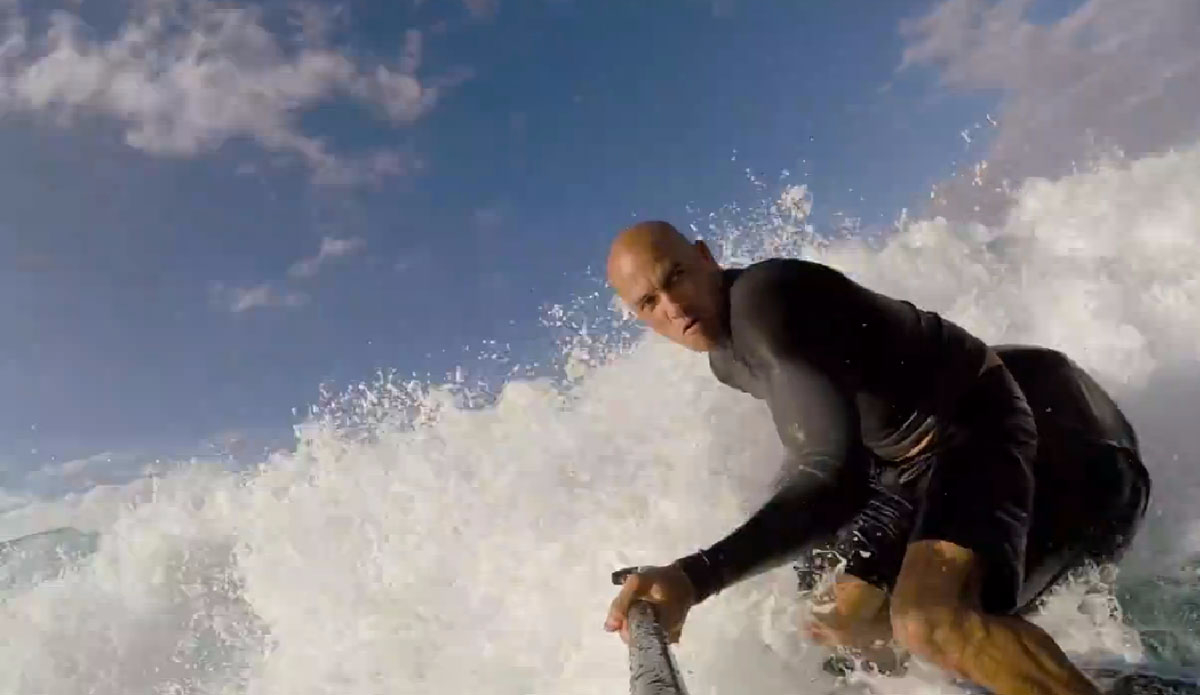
[675,261,872,603]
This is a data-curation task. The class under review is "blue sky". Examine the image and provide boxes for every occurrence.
[7,0,1183,481]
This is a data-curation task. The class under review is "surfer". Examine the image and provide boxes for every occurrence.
[602,221,1151,695]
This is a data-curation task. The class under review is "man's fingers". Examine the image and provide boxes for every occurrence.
[668,625,683,644]
[606,568,686,646]
[605,573,643,630]
[808,624,829,645]
[611,566,639,585]
[805,619,828,642]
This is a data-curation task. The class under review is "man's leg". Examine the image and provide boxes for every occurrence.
[889,539,1101,695]
[889,363,1102,695]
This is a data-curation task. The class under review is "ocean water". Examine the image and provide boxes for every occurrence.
[2,141,1200,694]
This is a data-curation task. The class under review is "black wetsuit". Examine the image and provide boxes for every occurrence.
[673,258,1150,615]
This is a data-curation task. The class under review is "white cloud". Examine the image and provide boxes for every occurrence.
[288,1,345,47]
[288,235,366,279]
[0,1,459,184]
[900,0,1200,219]
[309,147,423,187]
[364,67,432,123]
[346,29,461,126]
[211,282,308,313]
[210,236,365,316]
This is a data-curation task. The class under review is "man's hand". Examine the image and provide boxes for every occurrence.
[605,564,697,645]
[803,576,892,650]
[806,610,877,648]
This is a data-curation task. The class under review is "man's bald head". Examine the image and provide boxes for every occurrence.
[607,221,699,277]
[607,220,726,352]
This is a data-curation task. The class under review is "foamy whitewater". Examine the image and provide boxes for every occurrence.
[3,141,1200,695]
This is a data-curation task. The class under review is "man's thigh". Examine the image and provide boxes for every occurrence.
[891,539,985,613]
[909,365,1038,614]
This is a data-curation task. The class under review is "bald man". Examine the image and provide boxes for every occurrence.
[602,221,1150,695]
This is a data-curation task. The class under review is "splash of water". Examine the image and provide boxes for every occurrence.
[2,141,1200,694]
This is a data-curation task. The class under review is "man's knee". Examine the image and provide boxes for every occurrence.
[889,602,971,669]
[888,540,989,669]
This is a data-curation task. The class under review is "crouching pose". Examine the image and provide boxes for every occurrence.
[602,221,1150,695]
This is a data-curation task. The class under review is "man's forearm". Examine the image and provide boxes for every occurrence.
[674,472,867,602]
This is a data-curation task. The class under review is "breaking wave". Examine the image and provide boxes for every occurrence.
[3,141,1200,694]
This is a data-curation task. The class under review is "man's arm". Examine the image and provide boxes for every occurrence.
[675,261,872,602]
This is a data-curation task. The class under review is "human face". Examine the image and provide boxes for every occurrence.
[610,241,725,352]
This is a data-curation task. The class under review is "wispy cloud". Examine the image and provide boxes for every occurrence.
[288,236,366,279]
[472,202,509,231]
[0,486,30,514]
[900,0,1200,219]
[211,282,308,313]
[288,1,344,46]
[22,451,119,493]
[10,426,293,502]
[394,246,433,273]
[463,0,499,22]
[0,1,464,184]
[209,236,365,315]
[711,0,736,19]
